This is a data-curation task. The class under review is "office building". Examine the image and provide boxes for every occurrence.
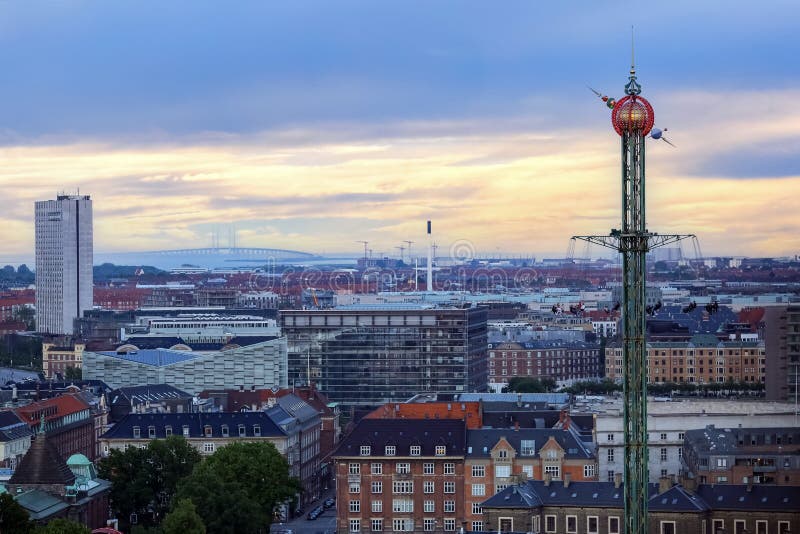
[280,305,488,407]
[35,194,93,335]
[765,305,800,401]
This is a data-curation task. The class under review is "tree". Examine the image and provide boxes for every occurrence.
[177,442,300,534]
[64,366,82,380]
[35,518,90,534]
[0,493,33,534]
[162,499,205,534]
[504,377,556,393]
[97,435,201,532]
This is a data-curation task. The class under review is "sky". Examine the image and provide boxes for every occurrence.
[1,1,798,263]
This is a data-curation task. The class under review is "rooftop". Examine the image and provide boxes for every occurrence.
[96,348,200,366]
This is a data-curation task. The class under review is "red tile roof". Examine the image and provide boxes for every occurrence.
[364,401,483,429]
[15,393,91,425]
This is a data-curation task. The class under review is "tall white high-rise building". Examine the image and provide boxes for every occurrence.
[35,194,93,334]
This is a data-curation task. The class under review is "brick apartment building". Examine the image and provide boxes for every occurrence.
[14,393,96,461]
[605,335,765,385]
[488,340,601,387]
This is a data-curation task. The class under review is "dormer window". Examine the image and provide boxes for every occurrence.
[360,445,371,456]
[435,445,446,456]
[498,449,508,459]
[239,424,246,437]
[132,426,141,439]
[165,425,173,437]
[254,425,261,437]
[221,425,229,437]
[148,426,156,438]
[182,425,190,437]
[410,445,421,456]
[204,425,213,437]
[385,445,396,456]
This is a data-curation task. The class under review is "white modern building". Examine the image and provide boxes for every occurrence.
[35,194,93,334]
[585,398,800,484]
[81,337,289,394]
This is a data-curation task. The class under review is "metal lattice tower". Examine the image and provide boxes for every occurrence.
[573,60,694,532]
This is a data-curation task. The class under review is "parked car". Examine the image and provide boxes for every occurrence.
[323,498,335,509]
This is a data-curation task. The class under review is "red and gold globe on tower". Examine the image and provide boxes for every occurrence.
[611,95,654,136]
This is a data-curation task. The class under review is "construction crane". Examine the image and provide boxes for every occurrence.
[395,245,406,262]
[356,240,369,266]
[404,240,414,260]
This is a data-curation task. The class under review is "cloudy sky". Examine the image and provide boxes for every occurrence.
[1,1,798,262]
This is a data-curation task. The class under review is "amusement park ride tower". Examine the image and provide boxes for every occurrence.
[572,56,693,532]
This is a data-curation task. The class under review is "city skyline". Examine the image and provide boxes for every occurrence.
[1,2,798,262]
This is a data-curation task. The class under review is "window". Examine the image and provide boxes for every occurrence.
[443,519,456,531]
[471,484,485,496]
[349,500,360,512]
[717,476,728,483]
[443,481,455,493]
[471,503,481,514]
[660,521,676,534]
[566,515,577,534]
[755,521,767,534]
[495,465,511,478]
[350,519,361,533]
[423,462,434,475]
[371,519,383,532]
[778,521,790,534]
[607,449,615,462]
[444,463,455,475]
[385,445,396,456]
[203,442,215,453]
[238,424,246,437]
[204,425,213,437]
[496,483,508,493]
[361,445,371,456]
[253,424,261,437]
[472,465,485,477]
[444,500,455,513]
[424,481,434,494]
[587,516,599,534]
[607,433,615,442]
[371,500,382,512]
[392,499,413,513]
[734,520,746,534]
[584,464,596,478]
[148,426,156,438]
[435,445,446,456]
[165,425,172,437]
[544,465,560,479]
[660,433,668,440]
[608,516,620,534]
[522,465,533,478]
[371,463,382,475]
[396,463,410,474]
[545,515,557,533]
[349,483,361,493]
[424,500,435,513]
[424,519,436,531]
[392,481,413,494]
[660,448,668,462]
[410,445,421,456]
[678,448,683,460]
[499,518,513,532]
[717,457,728,468]
[661,469,668,478]
[133,426,141,439]
[471,522,483,532]
[392,519,413,532]
[678,432,685,440]
[371,481,383,494]
[350,463,361,475]
[221,425,229,437]
[713,519,724,533]
[497,449,508,459]
[521,439,536,455]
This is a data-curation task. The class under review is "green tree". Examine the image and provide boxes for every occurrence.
[0,493,33,534]
[64,366,82,380]
[35,518,90,534]
[97,435,201,531]
[162,499,205,534]
[177,442,300,534]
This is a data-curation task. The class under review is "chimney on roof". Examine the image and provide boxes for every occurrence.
[563,473,571,488]
[514,421,519,432]
[658,476,673,494]
[544,473,551,487]
[614,473,622,488]
[679,474,696,494]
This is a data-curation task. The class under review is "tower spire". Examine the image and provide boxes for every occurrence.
[625,26,642,96]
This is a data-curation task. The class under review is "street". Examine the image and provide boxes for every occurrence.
[271,495,337,534]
